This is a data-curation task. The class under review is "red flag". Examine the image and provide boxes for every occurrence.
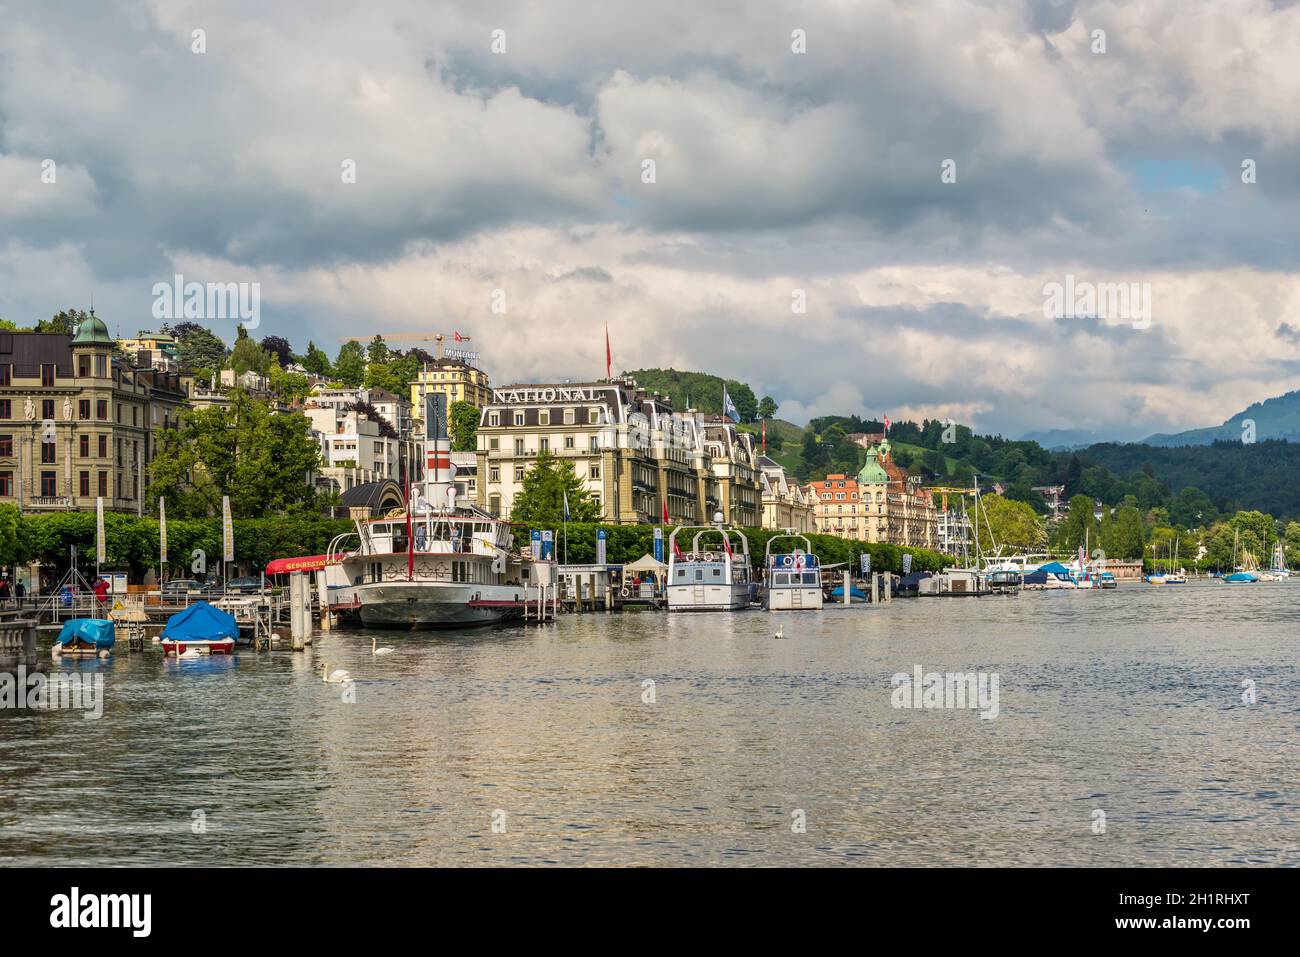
[605,325,612,380]
[672,538,683,560]
[883,415,891,434]
[454,331,463,342]
[721,534,733,560]
[761,419,766,452]
[662,498,669,525]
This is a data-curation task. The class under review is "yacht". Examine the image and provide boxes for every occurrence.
[325,395,545,628]
[763,534,823,611]
[667,520,756,612]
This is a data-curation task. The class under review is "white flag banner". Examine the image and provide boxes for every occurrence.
[159,496,168,566]
[95,497,106,565]
[222,495,235,563]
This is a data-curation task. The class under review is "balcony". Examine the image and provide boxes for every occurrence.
[27,496,73,510]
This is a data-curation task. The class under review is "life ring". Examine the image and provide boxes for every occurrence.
[620,586,631,598]
[703,552,715,562]
[685,553,696,563]
[781,554,793,567]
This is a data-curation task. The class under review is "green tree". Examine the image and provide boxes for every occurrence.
[166,322,228,374]
[37,309,89,335]
[1059,494,1099,553]
[975,494,1047,554]
[0,503,26,566]
[147,391,323,518]
[301,341,332,377]
[758,396,778,420]
[366,335,389,365]
[334,341,366,387]
[510,451,599,526]
[449,401,480,452]
[230,325,272,376]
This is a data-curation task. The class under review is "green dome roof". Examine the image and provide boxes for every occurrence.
[71,312,112,346]
[858,447,889,485]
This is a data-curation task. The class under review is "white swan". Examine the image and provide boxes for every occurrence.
[178,647,204,659]
[371,637,394,656]
[774,624,785,639]
[321,662,351,683]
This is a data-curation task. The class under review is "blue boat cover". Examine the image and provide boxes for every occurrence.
[830,584,869,599]
[55,618,116,649]
[162,601,238,642]
[1036,561,1072,576]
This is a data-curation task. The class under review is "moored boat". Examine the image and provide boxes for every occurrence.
[160,601,238,655]
[52,619,115,657]
[667,521,755,612]
[763,534,823,611]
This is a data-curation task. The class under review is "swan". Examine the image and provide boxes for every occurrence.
[178,647,204,659]
[774,624,785,639]
[321,662,351,683]
[98,649,112,659]
[371,637,394,656]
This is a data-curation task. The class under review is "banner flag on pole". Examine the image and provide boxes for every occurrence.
[605,325,612,380]
[95,497,106,565]
[563,490,571,522]
[159,497,168,565]
[222,495,235,563]
[722,385,740,423]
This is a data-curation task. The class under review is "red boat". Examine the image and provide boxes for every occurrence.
[160,601,239,657]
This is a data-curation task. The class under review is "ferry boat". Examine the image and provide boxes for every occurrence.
[763,534,823,611]
[320,395,545,629]
[667,520,755,612]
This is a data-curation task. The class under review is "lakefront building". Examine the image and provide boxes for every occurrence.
[0,315,187,514]
[474,377,762,526]
[758,455,816,533]
[411,357,492,411]
[807,440,938,549]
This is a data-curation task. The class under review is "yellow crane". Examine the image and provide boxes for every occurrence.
[926,485,979,513]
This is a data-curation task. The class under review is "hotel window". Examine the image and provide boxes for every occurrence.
[0,364,10,386]
[133,407,138,426]
[0,399,10,419]
[589,464,600,480]
[488,412,500,427]
[488,494,501,517]
[514,412,524,426]
[489,467,500,482]
[96,400,108,420]
[78,400,90,419]
[564,435,574,449]
[489,438,499,451]
[116,403,122,423]
[514,466,525,482]
[539,411,550,425]
[79,471,90,497]
[588,409,600,424]
[539,437,549,453]
[41,364,55,386]
[514,439,525,455]
[98,435,107,458]
[564,408,575,425]
[41,471,57,496]
[0,471,10,497]
[79,356,91,377]
[40,442,55,464]
[0,435,10,457]
[589,436,599,452]
[98,471,108,497]
[41,399,54,420]
[95,355,106,378]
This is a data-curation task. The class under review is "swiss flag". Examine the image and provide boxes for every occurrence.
[453,331,464,342]
[883,415,891,434]
[662,498,670,525]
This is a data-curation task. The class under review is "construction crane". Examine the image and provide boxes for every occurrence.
[337,332,473,361]
[926,485,979,512]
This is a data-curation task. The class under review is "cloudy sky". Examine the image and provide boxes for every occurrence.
[3,0,1299,441]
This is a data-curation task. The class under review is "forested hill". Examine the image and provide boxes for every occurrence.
[622,368,775,423]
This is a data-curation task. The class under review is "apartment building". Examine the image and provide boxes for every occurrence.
[0,316,187,514]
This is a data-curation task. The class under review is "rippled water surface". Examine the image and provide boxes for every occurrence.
[2,581,1297,866]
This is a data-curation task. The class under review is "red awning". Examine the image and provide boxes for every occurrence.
[265,554,338,575]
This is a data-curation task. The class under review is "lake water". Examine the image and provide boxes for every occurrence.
[1,581,1296,866]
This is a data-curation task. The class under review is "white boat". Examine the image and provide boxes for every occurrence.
[763,534,823,611]
[667,521,755,612]
[325,395,547,628]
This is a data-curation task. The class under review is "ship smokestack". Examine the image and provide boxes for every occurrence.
[423,392,454,510]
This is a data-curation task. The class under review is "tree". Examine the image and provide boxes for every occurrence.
[334,341,366,387]
[510,451,599,526]
[1059,494,1099,552]
[366,335,389,365]
[758,396,778,420]
[147,391,323,518]
[37,309,89,335]
[301,341,332,377]
[449,401,480,452]
[166,322,228,374]
[230,325,272,376]
[975,494,1047,554]
[260,335,294,367]
[0,503,26,566]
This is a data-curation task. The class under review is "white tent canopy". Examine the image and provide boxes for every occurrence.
[623,554,667,574]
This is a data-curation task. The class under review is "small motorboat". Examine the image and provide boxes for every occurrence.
[160,601,238,656]
[52,618,116,657]
[826,582,869,603]
[1098,571,1118,589]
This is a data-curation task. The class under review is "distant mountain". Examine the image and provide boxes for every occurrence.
[1019,428,1126,451]
[1141,388,1300,447]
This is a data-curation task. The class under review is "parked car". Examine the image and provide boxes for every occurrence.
[226,576,264,595]
[160,579,220,601]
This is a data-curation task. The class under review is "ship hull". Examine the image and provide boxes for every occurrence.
[351,580,526,629]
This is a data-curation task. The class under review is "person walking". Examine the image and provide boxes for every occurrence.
[93,577,110,607]
[14,580,24,609]
[0,577,9,608]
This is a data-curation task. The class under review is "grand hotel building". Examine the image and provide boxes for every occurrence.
[474,377,763,527]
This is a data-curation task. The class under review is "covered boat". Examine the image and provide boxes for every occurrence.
[53,618,115,656]
[161,601,238,655]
